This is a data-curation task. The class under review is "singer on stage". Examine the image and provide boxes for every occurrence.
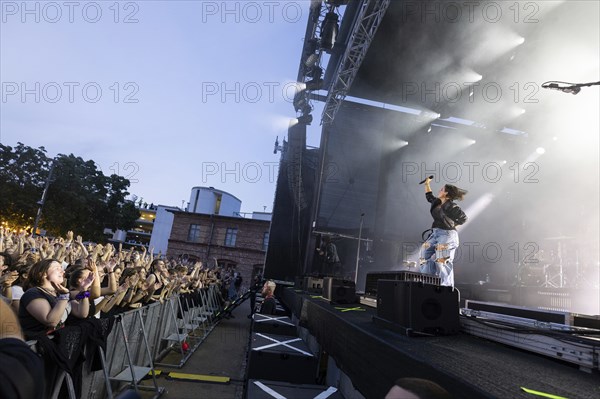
[419,177,468,287]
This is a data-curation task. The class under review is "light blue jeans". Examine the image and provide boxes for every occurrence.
[419,228,459,286]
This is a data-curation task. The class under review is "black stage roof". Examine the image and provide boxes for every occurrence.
[331,0,599,134]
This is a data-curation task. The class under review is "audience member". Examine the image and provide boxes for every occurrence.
[259,280,277,315]
[0,299,45,399]
[385,378,452,399]
[18,259,93,338]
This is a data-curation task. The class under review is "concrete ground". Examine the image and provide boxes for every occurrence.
[138,301,252,399]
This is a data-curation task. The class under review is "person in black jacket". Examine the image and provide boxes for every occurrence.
[0,300,45,399]
[318,236,342,277]
[259,280,277,315]
[419,178,468,287]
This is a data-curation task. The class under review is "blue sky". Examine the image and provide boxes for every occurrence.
[1,1,320,212]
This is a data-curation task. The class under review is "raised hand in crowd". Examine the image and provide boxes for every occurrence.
[1,270,19,299]
[40,237,54,259]
[74,235,89,260]
[65,230,74,244]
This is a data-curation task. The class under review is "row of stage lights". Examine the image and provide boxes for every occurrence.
[293,1,345,125]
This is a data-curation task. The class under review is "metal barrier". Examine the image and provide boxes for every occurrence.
[71,285,224,398]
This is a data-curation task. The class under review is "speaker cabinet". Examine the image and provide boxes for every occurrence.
[248,333,318,384]
[365,271,441,296]
[252,314,297,337]
[323,278,357,304]
[246,380,344,399]
[303,277,324,293]
[376,280,459,335]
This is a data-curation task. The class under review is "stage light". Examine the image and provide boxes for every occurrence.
[293,91,308,112]
[536,147,546,154]
[397,140,408,148]
[310,66,323,80]
[303,39,319,66]
[297,113,313,125]
[305,79,324,91]
[305,66,324,90]
[517,36,525,45]
[321,11,339,52]
[553,137,558,141]
[305,53,320,67]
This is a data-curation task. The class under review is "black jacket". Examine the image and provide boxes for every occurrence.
[426,192,467,230]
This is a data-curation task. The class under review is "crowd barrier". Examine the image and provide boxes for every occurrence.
[27,285,224,399]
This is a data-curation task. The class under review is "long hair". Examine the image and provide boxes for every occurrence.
[15,263,33,286]
[68,267,89,289]
[24,259,58,291]
[149,259,162,275]
[119,267,138,285]
[444,184,468,201]
[0,252,13,270]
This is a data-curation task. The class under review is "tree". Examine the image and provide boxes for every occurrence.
[0,143,50,228]
[0,143,140,241]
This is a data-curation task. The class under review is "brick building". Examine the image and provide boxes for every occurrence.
[167,210,271,288]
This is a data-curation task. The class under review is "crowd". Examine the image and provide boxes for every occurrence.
[0,226,258,398]
[0,227,252,339]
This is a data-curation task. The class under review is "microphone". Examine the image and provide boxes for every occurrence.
[419,175,434,184]
[543,83,581,95]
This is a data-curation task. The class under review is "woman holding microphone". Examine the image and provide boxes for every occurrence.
[419,177,468,287]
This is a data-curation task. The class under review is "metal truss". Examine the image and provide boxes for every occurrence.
[321,0,391,125]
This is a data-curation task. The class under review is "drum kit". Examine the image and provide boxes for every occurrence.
[517,235,583,288]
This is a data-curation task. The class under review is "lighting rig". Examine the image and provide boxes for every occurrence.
[293,1,339,125]
[294,1,391,126]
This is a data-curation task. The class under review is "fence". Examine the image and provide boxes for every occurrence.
[28,284,224,399]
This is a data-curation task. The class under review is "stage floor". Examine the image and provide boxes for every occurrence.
[281,288,600,399]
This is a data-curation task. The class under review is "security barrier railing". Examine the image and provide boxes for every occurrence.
[28,285,224,399]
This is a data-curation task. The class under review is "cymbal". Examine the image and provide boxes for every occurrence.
[544,235,574,240]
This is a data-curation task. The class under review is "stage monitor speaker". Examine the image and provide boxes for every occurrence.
[365,271,440,296]
[303,277,324,293]
[376,280,459,336]
[323,277,357,304]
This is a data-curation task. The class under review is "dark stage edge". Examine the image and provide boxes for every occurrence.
[281,288,600,399]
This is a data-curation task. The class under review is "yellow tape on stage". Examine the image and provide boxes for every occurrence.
[148,370,162,377]
[168,372,230,384]
[334,307,365,312]
[521,387,569,399]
